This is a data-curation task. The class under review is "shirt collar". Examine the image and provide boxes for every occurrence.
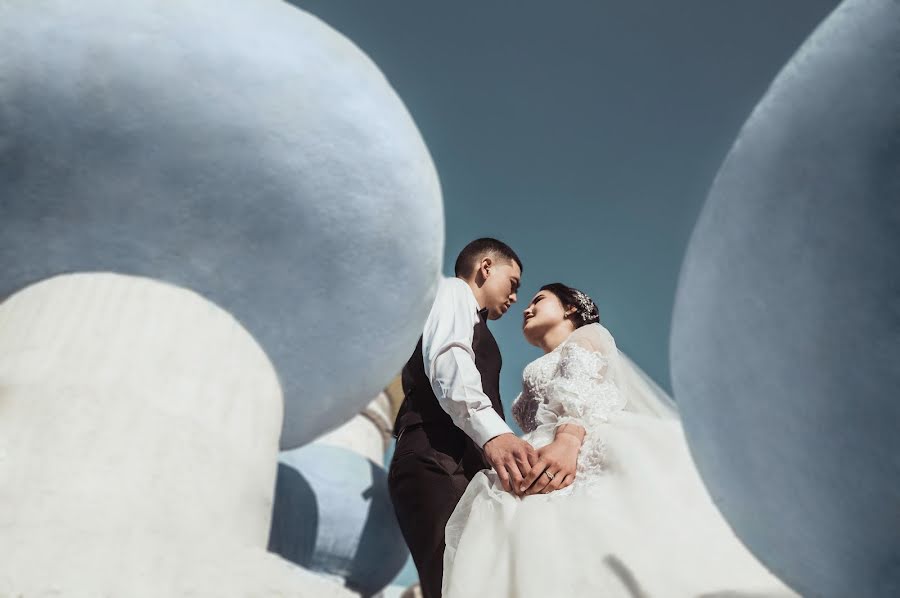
[456,276,485,314]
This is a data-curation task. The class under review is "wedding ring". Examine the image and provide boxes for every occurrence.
[544,470,555,481]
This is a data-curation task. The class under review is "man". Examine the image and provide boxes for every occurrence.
[388,238,537,598]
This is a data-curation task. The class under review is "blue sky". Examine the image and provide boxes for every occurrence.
[294,0,838,588]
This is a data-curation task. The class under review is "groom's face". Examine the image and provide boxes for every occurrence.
[482,260,521,320]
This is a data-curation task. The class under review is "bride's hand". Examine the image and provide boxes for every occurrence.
[520,432,581,495]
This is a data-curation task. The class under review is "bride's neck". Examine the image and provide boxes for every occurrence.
[538,322,575,354]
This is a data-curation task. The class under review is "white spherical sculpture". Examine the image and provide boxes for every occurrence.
[0,0,443,449]
[270,444,409,596]
[0,274,354,597]
[671,1,900,596]
[268,391,408,595]
[315,391,396,464]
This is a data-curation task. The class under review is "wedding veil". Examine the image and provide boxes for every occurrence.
[571,323,679,421]
[616,351,679,420]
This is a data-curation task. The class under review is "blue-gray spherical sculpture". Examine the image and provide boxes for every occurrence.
[269,444,409,596]
[671,1,900,596]
[0,0,443,449]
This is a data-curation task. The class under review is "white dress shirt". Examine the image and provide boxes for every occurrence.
[422,277,513,448]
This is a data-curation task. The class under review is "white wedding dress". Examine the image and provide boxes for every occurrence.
[442,324,797,598]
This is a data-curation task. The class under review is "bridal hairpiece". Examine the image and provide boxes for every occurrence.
[573,290,599,324]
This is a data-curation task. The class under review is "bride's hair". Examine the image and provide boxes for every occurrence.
[540,283,600,328]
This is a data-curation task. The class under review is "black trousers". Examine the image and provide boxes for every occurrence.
[388,424,489,598]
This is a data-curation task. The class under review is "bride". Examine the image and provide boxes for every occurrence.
[442,283,797,598]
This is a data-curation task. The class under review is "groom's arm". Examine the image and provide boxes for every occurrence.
[422,278,512,448]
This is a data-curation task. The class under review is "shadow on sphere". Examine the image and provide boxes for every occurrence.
[268,463,319,570]
[268,449,409,597]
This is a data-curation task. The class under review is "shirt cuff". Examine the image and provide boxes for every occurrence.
[467,409,514,448]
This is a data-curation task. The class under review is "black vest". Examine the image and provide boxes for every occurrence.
[393,308,505,437]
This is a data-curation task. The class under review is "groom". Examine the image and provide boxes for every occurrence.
[388,238,537,598]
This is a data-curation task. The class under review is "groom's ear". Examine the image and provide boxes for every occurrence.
[476,256,493,281]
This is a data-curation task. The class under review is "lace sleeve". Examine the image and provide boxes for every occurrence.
[545,342,625,430]
[543,325,627,472]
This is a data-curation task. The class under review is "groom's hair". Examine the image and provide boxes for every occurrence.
[454,238,523,278]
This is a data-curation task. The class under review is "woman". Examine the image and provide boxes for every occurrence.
[442,283,796,597]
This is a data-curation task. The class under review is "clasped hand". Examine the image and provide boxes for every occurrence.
[484,432,580,497]
[519,432,580,496]
[483,433,537,496]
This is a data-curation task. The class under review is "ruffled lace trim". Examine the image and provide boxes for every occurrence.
[511,392,540,433]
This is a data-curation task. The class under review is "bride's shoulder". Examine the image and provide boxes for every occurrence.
[564,323,617,353]
[522,346,562,384]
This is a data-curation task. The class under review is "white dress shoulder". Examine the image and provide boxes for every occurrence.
[442,324,797,598]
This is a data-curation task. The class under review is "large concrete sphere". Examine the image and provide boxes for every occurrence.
[270,444,409,596]
[671,1,900,596]
[0,274,354,597]
[0,0,443,449]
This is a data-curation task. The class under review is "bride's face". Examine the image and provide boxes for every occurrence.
[522,291,571,345]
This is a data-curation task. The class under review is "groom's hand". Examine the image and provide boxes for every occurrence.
[483,433,538,496]
[521,433,580,496]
